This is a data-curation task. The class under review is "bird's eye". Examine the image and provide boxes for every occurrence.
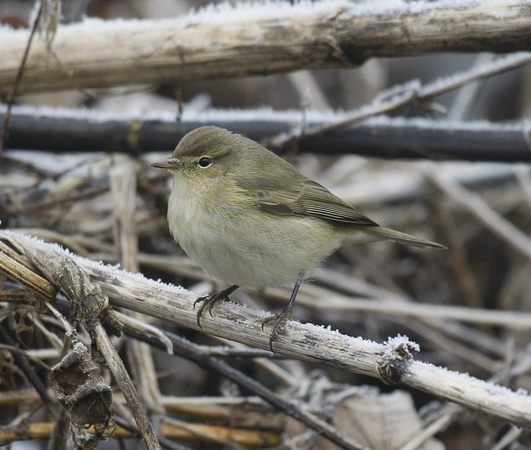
[198,157,212,168]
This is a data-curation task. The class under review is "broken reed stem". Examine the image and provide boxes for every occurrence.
[91,321,161,450]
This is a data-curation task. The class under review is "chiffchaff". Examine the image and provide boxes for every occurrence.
[152,126,444,348]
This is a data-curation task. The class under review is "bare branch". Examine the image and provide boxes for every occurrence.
[0,0,529,95]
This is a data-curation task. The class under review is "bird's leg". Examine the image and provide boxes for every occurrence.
[262,272,305,351]
[193,284,239,328]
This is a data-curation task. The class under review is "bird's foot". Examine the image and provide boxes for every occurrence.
[193,285,239,328]
[261,306,293,352]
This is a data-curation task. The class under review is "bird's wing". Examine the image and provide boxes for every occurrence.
[256,179,378,226]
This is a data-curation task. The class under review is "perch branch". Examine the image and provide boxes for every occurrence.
[1,230,531,429]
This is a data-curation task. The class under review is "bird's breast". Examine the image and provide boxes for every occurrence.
[167,177,341,288]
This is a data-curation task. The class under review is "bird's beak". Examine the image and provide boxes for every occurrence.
[151,159,182,169]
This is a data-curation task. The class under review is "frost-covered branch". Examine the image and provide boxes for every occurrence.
[2,230,531,429]
[0,0,529,95]
[2,105,530,162]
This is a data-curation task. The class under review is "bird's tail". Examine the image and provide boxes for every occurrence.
[364,226,446,249]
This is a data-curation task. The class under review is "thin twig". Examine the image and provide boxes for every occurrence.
[0,1,43,165]
[269,52,531,148]
[0,324,58,419]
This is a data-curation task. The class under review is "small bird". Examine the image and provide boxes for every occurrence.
[152,126,444,349]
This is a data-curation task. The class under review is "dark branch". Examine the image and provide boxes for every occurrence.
[2,110,529,162]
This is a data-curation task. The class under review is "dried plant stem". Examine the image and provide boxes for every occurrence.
[0,421,281,446]
[91,321,160,450]
[0,1,528,95]
[270,285,531,330]
[426,167,531,260]
[111,160,165,425]
[399,404,462,450]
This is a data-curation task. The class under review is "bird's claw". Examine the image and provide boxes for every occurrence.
[262,306,293,352]
[193,285,239,328]
[193,294,222,328]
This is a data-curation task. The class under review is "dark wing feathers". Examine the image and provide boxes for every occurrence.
[257,179,378,226]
